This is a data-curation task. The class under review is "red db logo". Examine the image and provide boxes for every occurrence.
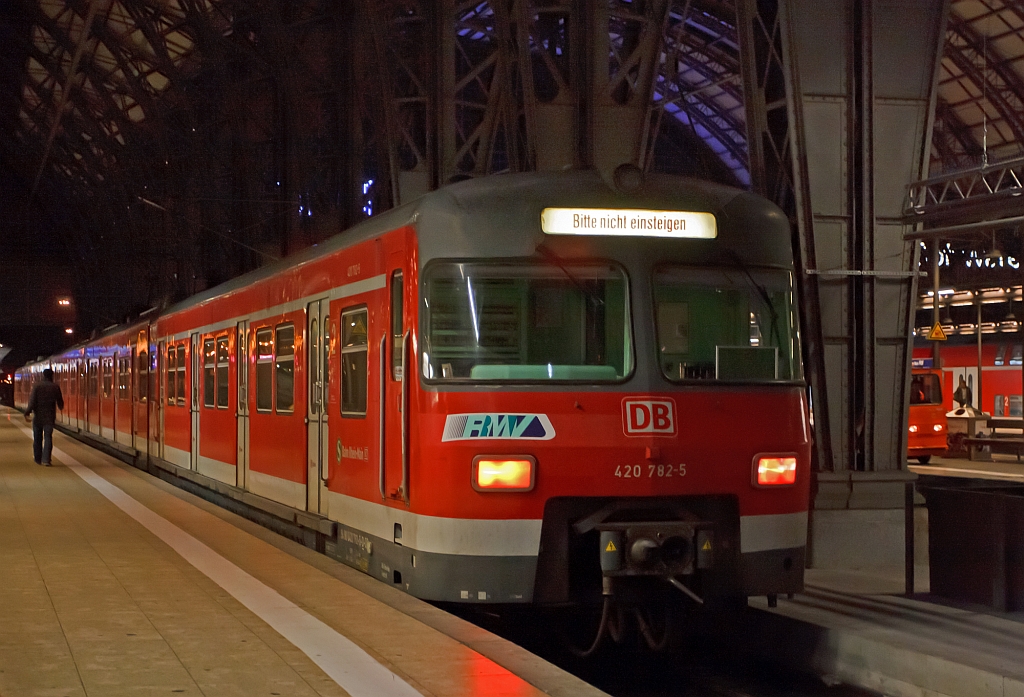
[622,398,676,436]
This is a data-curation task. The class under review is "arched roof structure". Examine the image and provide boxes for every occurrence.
[0,0,1022,331]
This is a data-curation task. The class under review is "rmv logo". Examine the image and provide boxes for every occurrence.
[442,413,556,442]
[622,398,676,436]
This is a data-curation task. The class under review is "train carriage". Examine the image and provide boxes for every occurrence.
[17,171,811,614]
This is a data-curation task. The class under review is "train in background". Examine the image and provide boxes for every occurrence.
[912,343,1024,418]
[908,368,946,464]
[908,340,1024,462]
[16,170,810,650]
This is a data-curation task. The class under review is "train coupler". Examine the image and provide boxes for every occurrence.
[597,521,713,577]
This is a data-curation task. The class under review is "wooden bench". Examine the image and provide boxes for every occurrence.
[963,436,1024,461]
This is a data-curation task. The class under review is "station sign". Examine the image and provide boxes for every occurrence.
[541,208,717,239]
[911,357,933,369]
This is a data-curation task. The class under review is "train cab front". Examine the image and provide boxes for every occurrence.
[418,238,811,616]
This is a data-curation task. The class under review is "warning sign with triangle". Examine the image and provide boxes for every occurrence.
[927,322,947,341]
[702,539,712,551]
[605,540,617,552]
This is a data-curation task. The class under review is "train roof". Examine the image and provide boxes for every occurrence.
[18,171,791,372]
[159,170,788,317]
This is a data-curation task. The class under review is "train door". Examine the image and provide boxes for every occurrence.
[130,348,137,450]
[89,359,99,435]
[950,367,979,408]
[236,321,249,489]
[383,267,409,502]
[190,332,200,471]
[306,300,330,514]
[112,354,119,443]
[77,360,85,431]
[157,340,166,460]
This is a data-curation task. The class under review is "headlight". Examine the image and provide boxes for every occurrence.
[472,456,536,492]
[754,455,797,486]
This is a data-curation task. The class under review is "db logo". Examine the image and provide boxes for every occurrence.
[622,398,676,436]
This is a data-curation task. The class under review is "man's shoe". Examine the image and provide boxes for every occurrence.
[34,460,41,465]
[42,462,51,467]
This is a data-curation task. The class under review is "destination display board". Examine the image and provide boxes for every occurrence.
[541,208,717,239]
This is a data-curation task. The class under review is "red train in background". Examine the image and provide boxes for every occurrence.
[17,171,810,644]
[908,368,946,464]
[912,344,1024,418]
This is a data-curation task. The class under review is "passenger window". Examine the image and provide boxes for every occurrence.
[203,339,216,408]
[176,345,186,404]
[167,346,177,406]
[255,329,273,412]
[341,308,368,417]
[102,359,112,398]
[137,350,148,402]
[391,271,404,380]
[276,324,295,413]
[217,336,230,408]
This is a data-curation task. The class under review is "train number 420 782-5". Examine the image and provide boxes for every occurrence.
[614,464,687,478]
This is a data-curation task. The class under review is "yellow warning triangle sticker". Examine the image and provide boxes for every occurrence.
[927,322,947,341]
[605,540,617,552]
[702,540,712,551]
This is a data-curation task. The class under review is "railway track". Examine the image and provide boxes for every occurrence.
[446,604,881,697]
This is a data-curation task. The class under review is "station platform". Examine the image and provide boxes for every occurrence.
[6,406,1024,697]
[0,407,604,697]
[910,453,1024,484]
[734,453,1024,697]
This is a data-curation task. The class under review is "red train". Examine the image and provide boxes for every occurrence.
[912,344,1024,418]
[17,171,810,625]
[908,368,946,464]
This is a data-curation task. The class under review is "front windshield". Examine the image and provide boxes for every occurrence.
[910,373,942,405]
[422,262,631,381]
[654,266,801,382]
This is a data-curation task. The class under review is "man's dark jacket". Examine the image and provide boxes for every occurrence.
[26,381,65,425]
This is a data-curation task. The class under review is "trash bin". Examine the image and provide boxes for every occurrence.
[945,407,988,457]
[921,484,1024,611]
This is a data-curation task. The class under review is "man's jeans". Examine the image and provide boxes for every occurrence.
[32,421,54,464]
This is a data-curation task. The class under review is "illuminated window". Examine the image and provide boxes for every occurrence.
[255,328,273,412]
[341,308,368,416]
[275,325,294,413]
[217,336,230,408]
[176,345,186,404]
[203,339,216,408]
[137,349,149,402]
[391,271,404,379]
[167,346,177,406]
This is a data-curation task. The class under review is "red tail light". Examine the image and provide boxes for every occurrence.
[754,455,798,486]
[473,456,536,492]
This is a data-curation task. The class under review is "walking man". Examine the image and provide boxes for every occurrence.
[24,368,64,466]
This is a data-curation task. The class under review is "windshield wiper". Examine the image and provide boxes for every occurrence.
[535,244,605,307]
[725,250,781,347]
